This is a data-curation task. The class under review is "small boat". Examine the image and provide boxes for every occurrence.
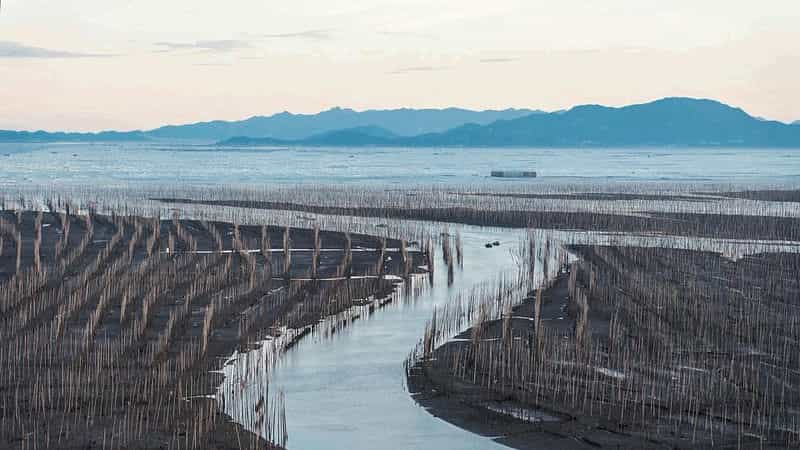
[491,170,537,178]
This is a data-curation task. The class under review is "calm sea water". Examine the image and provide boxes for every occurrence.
[1,142,798,187]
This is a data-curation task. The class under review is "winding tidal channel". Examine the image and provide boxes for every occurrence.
[221,225,524,449]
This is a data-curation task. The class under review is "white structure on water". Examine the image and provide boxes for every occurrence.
[490,170,537,178]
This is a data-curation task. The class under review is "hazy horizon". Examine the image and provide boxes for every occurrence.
[1,0,799,131]
[2,96,798,135]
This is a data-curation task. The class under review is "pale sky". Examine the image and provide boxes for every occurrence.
[1,0,798,131]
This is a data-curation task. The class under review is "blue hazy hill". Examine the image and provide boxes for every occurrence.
[220,98,800,148]
[219,126,396,147]
[148,107,539,141]
[399,98,800,147]
[0,130,148,143]
[302,126,396,145]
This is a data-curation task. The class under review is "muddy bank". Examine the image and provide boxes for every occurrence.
[718,189,800,203]
[450,191,714,202]
[409,246,800,449]
[0,209,426,449]
[408,275,672,449]
[456,189,800,204]
[154,196,800,241]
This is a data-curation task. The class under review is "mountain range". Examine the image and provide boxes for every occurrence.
[400,98,800,148]
[2,98,799,148]
[0,129,148,143]
[147,107,538,141]
[221,98,800,148]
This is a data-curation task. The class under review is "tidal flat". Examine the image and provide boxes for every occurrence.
[1,181,799,449]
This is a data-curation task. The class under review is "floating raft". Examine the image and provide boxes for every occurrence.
[491,170,537,178]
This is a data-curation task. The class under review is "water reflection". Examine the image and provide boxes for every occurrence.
[220,226,524,449]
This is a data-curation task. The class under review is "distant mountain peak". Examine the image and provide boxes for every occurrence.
[324,106,355,113]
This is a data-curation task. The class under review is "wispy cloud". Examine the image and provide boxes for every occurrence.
[153,40,251,53]
[0,41,112,58]
[154,30,330,55]
[480,57,519,63]
[379,30,438,40]
[389,65,449,75]
[260,29,334,40]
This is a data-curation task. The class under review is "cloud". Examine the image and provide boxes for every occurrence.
[379,30,438,40]
[260,29,334,40]
[153,30,333,56]
[153,40,250,53]
[0,41,111,58]
[480,57,519,63]
[389,65,449,75]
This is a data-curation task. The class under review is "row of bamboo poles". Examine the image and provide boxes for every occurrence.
[408,231,800,447]
[0,201,431,450]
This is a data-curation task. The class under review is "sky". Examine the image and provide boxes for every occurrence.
[0,0,799,131]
